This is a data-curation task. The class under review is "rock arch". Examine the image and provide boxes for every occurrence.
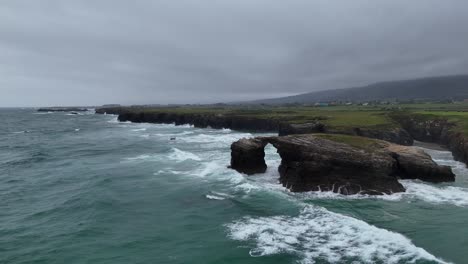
[230,134,455,195]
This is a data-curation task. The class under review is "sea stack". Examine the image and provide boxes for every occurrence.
[230,134,455,195]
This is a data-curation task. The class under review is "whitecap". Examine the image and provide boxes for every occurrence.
[400,180,468,207]
[154,169,184,175]
[190,161,222,177]
[74,128,80,132]
[152,131,194,137]
[107,117,119,123]
[292,190,404,202]
[124,154,154,161]
[205,191,233,200]
[179,133,254,146]
[205,194,225,200]
[131,128,147,132]
[226,205,449,264]
[168,148,201,162]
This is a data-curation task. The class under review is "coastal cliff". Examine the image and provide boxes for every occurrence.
[96,107,412,144]
[391,113,468,165]
[230,134,455,195]
[95,107,468,169]
[38,107,88,112]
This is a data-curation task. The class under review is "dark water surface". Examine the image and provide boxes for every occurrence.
[1,109,467,264]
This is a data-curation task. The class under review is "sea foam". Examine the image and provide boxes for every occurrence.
[168,148,201,162]
[400,180,468,207]
[226,205,449,264]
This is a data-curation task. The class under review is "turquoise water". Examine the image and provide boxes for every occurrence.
[1,109,468,264]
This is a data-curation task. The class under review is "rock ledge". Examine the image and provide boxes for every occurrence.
[230,134,455,195]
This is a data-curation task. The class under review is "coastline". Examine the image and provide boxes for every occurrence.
[95,106,468,168]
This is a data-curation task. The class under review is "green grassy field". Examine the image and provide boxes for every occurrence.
[314,133,386,152]
[107,102,468,135]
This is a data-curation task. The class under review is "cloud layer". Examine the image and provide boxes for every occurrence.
[1,0,468,106]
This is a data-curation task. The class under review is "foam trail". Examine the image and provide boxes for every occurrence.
[205,195,225,200]
[400,180,468,207]
[107,117,119,123]
[205,191,233,200]
[179,133,254,148]
[124,154,155,161]
[227,205,449,264]
[168,148,201,162]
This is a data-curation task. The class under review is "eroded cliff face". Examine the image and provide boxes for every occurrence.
[230,135,455,195]
[117,112,281,132]
[96,108,413,145]
[95,108,468,168]
[391,113,468,165]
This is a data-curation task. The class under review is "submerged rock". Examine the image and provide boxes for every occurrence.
[230,134,455,195]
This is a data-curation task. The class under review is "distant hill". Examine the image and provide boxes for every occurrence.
[249,75,468,104]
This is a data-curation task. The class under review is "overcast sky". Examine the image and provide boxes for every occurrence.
[1,0,468,107]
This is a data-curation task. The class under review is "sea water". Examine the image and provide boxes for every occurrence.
[1,108,468,264]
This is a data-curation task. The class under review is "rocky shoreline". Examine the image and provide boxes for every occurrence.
[96,107,413,144]
[96,107,468,167]
[391,113,468,166]
[230,134,455,195]
[38,107,88,112]
[94,107,468,195]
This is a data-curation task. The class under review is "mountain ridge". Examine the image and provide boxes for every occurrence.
[248,75,468,104]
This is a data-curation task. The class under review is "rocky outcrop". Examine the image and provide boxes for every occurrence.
[38,107,88,112]
[99,110,281,132]
[391,113,468,165]
[230,138,267,175]
[279,122,413,145]
[96,108,414,145]
[278,122,326,136]
[230,134,455,195]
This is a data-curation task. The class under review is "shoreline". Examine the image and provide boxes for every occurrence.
[95,106,468,168]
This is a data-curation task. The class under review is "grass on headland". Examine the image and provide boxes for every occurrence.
[103,102,468,135]
[127,106,397,130]
[314,133,386,152]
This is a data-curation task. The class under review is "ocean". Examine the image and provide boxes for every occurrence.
[1,108,468,264]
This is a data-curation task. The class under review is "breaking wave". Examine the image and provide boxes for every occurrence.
[226,205,448,264]
[400,180,468,207]
[206,194,226,200]
[168,148,201,162]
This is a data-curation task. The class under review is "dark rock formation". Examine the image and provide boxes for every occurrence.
[230,134,455,195]
[348,127,413,146]
[107,111,281,132]
[230,138,267,175]
[389,145,455,183]
[279,122,413,145]
[391,113,468,166]
[278,122,326,136]
[97,108,414,145]
[38,107,88,112]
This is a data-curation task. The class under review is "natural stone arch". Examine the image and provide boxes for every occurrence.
[230,134,455,195]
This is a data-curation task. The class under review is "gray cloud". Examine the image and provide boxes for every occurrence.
[1,0,468,106]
